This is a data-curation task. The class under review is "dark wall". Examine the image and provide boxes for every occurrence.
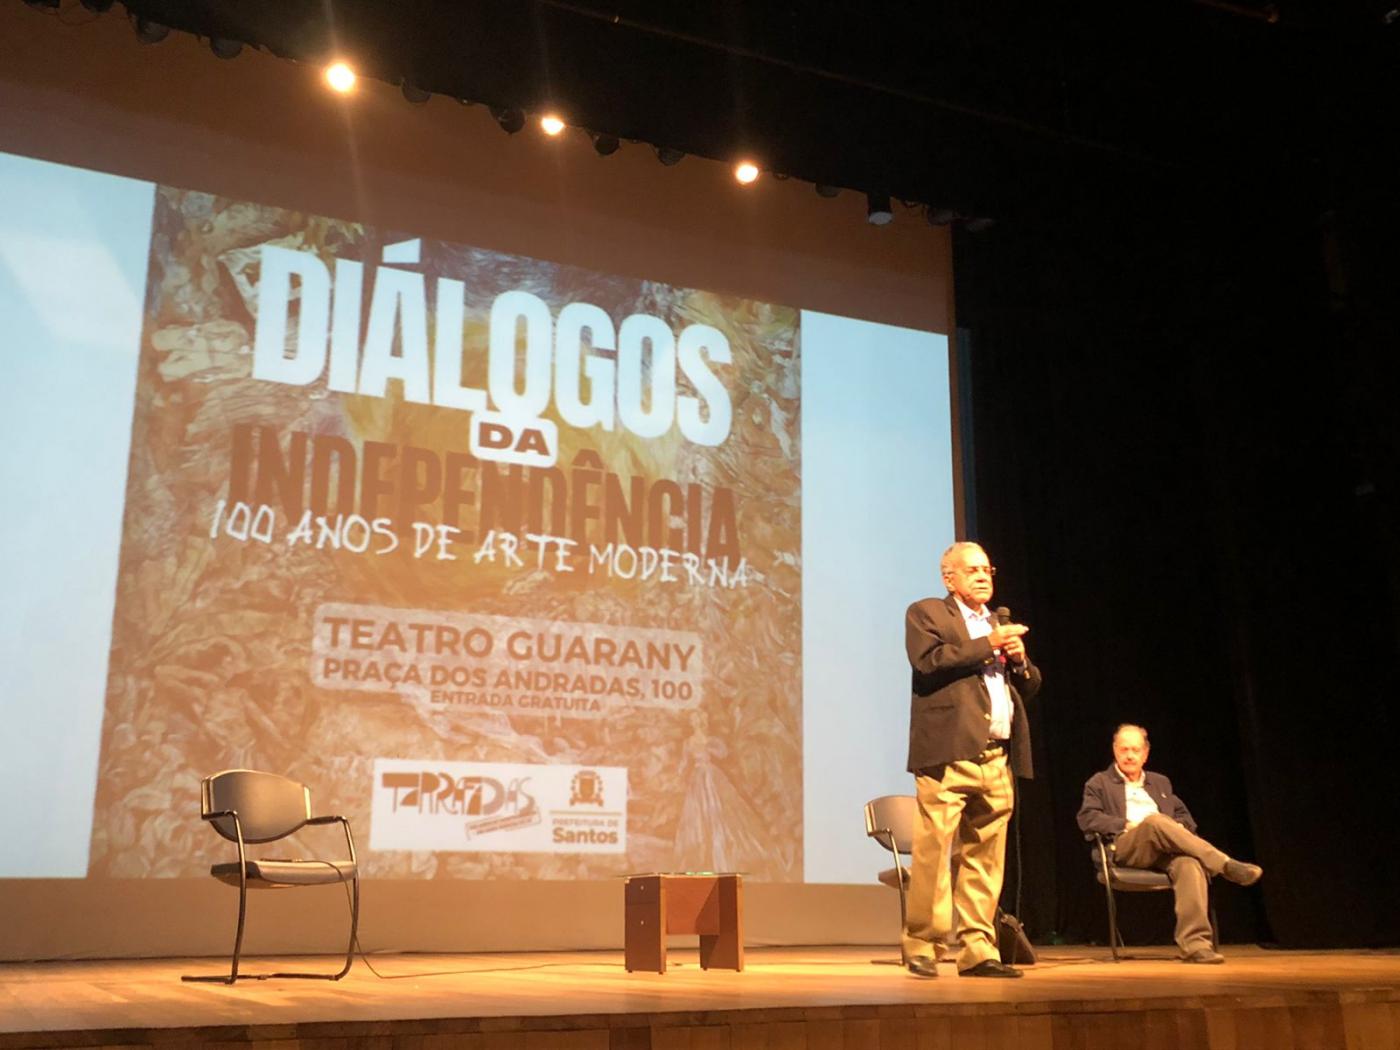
[956,157,1400,948]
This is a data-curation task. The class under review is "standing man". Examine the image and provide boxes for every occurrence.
[902,541,1042,978]
[1077,724,1263,964]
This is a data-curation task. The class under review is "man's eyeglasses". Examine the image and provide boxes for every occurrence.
[955,565,997,577]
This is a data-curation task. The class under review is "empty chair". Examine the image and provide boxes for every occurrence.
[864,795,918,945]
[183,769,359,984]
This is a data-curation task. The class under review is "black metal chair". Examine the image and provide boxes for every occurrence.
[1090,832,1217,961]
[863,795,917,957]
[183,769,359,984]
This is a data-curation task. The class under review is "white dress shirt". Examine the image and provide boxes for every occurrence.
[1118,766,1161,826]
[953,596,1013,741]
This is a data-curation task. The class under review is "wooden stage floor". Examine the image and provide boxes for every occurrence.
[2,945,1398,1049]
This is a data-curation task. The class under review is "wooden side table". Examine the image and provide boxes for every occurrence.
[623,873,744,973]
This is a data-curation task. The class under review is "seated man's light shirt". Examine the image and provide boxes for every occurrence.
[953,596,1012,740]
[1119,767,1160,826]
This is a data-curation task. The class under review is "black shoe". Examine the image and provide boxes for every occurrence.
[958,958,1023,978]
[1182,948,1225,964]
[905,956,939,978]
[1222,860,1262,886]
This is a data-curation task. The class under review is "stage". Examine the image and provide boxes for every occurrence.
[3,946,1397,1049]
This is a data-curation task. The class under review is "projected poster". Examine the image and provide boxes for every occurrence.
[84,186,802,880]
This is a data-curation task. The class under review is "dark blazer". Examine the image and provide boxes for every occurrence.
[905,594,1042,778]
[1076,764,1197,841]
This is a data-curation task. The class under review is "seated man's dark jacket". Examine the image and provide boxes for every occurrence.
[1076,765,1197,843]
[905,595,1042,779]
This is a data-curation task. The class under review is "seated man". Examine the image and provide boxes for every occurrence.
[1076,723,1263,964]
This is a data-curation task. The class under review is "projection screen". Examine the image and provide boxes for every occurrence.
[0,144,955,891]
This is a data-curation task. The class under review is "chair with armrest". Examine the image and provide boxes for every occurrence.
[1090,831,1216,962]
[863,795,917,954]
[867,795,1031,966]
[183,769,359,984]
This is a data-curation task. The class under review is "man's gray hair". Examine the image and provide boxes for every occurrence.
[1113,723,1150,745]
[940,541,986,577]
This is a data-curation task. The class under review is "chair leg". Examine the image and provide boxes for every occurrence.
[865,862,908,967]
[333,873,360,980]
[1105,884,1122,962]
[180,868,249,985]
[261,876,358,981]
[893,856,909,941]
[1096,846,1122,963]
[228,870,249,982]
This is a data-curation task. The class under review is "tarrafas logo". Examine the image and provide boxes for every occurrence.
[370,758,627,854]
[251,239,734,467]
[380,769,537,819]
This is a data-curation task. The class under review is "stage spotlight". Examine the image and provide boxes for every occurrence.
[132,15,170,43]
[491,107,525,134]
[654,146,685,166]
[592,133,621,156]
[734,161,760,185]
[814,184,840,198]
[401,81,431,105]
[209,38,242,60]
[325,62,356,94]
[925,206,958,226]
[540,114,566,136]
[866,192,894,226]
[964,216,996,233]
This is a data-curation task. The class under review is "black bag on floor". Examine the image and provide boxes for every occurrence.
[996,908,1037,965]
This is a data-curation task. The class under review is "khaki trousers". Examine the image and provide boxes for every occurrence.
[903,750,1013,970]
[1113,812,1226,955]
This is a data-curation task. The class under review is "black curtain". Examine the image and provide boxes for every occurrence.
[955,154,1400,948]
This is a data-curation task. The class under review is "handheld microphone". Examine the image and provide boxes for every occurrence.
[994,606,1022,665]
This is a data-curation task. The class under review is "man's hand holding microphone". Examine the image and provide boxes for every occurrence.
[989,607,1029,665]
